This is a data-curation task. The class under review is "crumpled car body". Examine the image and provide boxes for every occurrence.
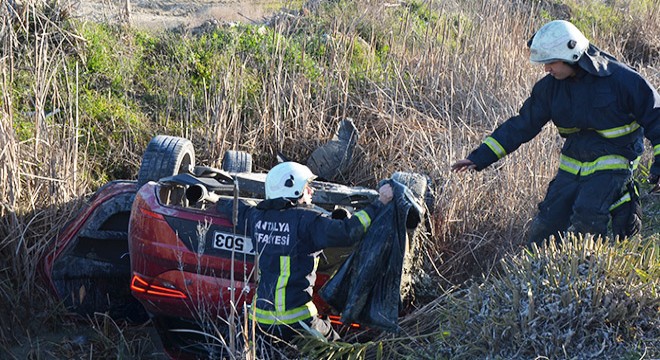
[42,180,145,322]
[41,134,427,359]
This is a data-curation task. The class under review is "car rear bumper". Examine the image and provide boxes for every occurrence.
[129,182,256,321]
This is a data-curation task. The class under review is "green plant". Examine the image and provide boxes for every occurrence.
[78,23,139,95]
[568,1,623,37]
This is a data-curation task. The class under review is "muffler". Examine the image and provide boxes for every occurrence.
[185,184,221,203]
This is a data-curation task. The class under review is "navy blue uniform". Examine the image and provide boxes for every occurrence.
[466,46,660,244]
[220,197,380,339]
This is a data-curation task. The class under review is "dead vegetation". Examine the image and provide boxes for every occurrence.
[0,0,659,358]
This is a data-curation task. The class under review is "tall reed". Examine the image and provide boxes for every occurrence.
[1,0,659,357]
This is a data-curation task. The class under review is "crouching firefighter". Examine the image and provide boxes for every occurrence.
[219,162,393,345]
[451,20,660,246]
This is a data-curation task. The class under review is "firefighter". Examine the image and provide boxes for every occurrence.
[451,20,660,246]
[221,161,393,344]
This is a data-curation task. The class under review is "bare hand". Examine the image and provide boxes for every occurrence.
[378,184,393,205]
[451,159,476,173]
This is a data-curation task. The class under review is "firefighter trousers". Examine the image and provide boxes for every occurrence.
[527,169,631,246]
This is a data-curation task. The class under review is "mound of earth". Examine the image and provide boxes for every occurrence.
[72,0,286,30]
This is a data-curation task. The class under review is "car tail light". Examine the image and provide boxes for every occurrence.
[327,314,360,329]
[131,273,187,299]
[139,207,165,220]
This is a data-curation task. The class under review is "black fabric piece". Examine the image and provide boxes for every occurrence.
[306,119,359,181]
[319,179,422,333]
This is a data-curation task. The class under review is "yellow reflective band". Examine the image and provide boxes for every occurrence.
[556,122,639,139]
[558,154,639,176]
[595,121,640,139]
[275,256,290,312]
[558,155,582,175]
[609,192,631,212]
[250,301,318,325]
[483,136,506,159]
[655,144,660,156]
[557,127,580,136]
[353,210,371,232]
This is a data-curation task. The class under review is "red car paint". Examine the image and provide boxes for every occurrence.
[128,181,337,319]
[128,182,257,318]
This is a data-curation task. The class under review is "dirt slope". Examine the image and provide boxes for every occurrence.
[73,0,287,30]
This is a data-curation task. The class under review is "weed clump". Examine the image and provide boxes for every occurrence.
[375,235,660,359]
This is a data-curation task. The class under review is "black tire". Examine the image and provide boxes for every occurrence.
[222,150,252,173]
[137,135,195,188]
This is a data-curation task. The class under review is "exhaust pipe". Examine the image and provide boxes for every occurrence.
[185,184,221,203]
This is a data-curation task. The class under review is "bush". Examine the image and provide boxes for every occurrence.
[377,235,660,359]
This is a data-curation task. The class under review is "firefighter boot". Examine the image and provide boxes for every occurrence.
[526,217,559,248]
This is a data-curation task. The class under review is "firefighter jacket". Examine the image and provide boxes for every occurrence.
[467,45,660,177]
[221,197,380,326]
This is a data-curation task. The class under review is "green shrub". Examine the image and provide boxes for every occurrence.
[79,88,149,182]
[78,23,140,95]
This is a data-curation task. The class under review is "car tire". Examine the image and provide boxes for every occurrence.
[222,150,252,173]
[137,135,195,188]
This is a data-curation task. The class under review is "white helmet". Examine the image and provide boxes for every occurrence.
[529,20,589,64]
[265,162,317,200]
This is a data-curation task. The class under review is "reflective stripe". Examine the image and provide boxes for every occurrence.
[275,256,290,312]
[595,121,640,138]
[655,144,660,156]
[609,192,631,212]
[558,155,582,175]
[557,126,580,136]
[558,154,638,176]
[484,136,506,159]
[556,121,640,139]
[247,255,321,326]
[251,301,318,325]
[353,210,371,232]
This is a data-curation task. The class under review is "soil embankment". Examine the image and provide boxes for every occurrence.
[74,0,285,30]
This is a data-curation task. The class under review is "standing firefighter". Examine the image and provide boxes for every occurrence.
[451,20,660,245]
[220,162,393,345]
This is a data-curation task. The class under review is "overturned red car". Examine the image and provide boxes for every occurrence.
[43,133,430,359]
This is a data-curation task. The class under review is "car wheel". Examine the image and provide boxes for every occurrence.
[222,150,252,173]
[137,135,195,188]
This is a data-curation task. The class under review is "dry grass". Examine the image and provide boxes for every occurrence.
[1,0,659,358]
[298,235,659,359]
[386,234,659,359]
